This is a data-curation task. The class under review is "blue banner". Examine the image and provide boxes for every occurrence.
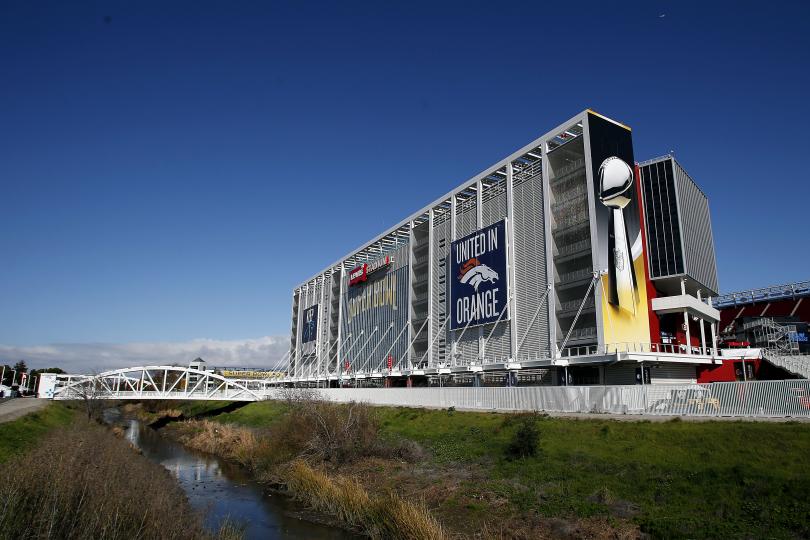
[301,304,318,343]
[450,220,508,330]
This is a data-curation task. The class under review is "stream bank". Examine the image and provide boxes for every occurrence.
[107,407,357,540]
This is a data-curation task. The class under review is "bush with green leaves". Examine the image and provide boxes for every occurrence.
[505,415,540,458]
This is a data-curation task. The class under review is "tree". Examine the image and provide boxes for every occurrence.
[29,367,65,380]
[66,372,106,420]
[32,367,65,374]
[12,360,27,374]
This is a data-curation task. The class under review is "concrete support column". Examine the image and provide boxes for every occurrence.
[708,297,719,357]
[317,275,327,385]
[407,221,415,368]
[450,194,457,366]
[427,209,435,368]
[336,263,346,374]
[697,289,707,355]
[476,179,484,363]
[505,162,519,359]
[682,279,691,355]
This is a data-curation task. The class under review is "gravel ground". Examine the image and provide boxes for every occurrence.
[0,398,48,424]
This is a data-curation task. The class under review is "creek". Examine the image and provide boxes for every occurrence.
[106,409,357,540]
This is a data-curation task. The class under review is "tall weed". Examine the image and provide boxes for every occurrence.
[0,420,235,540]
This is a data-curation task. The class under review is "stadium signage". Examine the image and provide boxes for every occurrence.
[349,255,392,286]
[450,220,508,330]
[347,272,398,320]
[221,370,284,379]
[301,304,318,343]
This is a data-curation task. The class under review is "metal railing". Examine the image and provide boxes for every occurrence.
[762,350,810,379]
[565,326,597,340]
[553,184,588,205]
[713,279,810,308]
[554,211,590,231]
[293,380,810,418]
[558,298,596,313]
[557,238,591,258]
[549,158,586,186]
[637,153,674,167]
[559,268,593,284]
[513,159,542,181]
[557,341,714,358]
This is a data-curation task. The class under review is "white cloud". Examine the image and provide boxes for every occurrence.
[0,336,289,373]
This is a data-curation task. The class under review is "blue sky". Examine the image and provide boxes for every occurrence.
[1,1,808,367]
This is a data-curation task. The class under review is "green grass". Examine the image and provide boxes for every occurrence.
[0,403,75,462]
[179,400,292,427]
[178,400,234,417]
[377,407,810,539]
[205,401,810,538]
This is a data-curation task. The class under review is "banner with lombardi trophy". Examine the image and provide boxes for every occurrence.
[450,220,508,331]
[587,111,651,346]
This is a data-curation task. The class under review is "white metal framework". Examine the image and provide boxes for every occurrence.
[713,279,810,309]
[287,110,723,386]
[53,366,264,401]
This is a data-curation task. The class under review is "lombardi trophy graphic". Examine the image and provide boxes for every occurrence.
[599,156,637,314]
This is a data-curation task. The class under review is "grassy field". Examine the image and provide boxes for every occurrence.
[185,400,810,539]
[0,402,74,462]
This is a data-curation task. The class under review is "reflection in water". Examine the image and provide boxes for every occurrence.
[117,413,354,540]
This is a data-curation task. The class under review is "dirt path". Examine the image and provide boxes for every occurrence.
[0,398,48,424]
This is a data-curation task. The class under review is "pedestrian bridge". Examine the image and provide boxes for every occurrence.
[52,366,277,401]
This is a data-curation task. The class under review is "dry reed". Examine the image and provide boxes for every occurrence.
[175,419,259,467]
[0,420,237,540]
[283,459,446,540]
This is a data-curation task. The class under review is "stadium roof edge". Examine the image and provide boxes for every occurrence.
[713,279,810,308]
[294,109,632,290]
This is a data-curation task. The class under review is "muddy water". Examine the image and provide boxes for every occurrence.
[115,411,356,540]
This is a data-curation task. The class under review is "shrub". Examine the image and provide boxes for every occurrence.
[283,459,446,540]
[506,415,540,459]
[268,400,380,465]
[0,421,233,539]
[386,438,427,462]
[179,419,260,467]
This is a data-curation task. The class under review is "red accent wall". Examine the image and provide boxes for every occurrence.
[697,357,797,382]
[696,359,759,382]
[634,164,661,343]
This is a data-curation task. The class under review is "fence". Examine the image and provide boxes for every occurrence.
[293,380,810,418]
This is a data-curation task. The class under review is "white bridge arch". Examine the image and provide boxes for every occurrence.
[53,366,272,401]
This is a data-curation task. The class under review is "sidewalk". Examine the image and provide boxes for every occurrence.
[0,398,48,424]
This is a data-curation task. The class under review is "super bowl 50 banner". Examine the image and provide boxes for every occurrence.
[341,243,410,372]
[587,112,650,345]
[450,220,508,331]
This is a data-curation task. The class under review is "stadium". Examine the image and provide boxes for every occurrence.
[287,109,804,388]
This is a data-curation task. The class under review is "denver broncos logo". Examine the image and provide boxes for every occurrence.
[459,257,499,291]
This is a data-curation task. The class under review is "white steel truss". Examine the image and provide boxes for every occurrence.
[52,366,264,401]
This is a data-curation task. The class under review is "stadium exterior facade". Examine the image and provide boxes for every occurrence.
[289,110,724,387]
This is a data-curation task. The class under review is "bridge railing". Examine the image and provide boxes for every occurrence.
[52,366,261,402]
